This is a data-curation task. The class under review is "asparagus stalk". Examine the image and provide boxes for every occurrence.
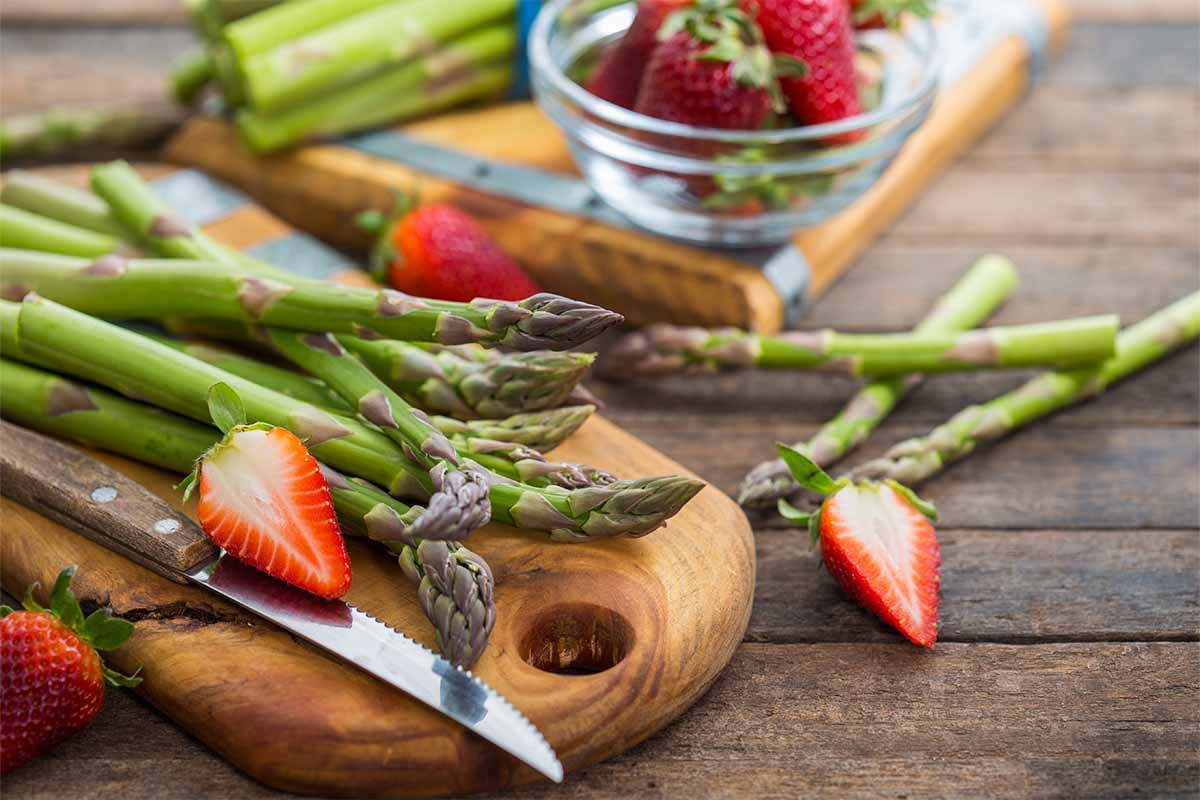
[236,28,515,152]
[846,292,1200,486]
[144,333,597,448]
[738,255,1019,508]
[223,0,392,60]
[267,329,493,539]
[340,338,593,419]
[170,49,216,104]
[0,170,125,236]
[0,205,129,259]
[601,315,1120,378]
[0,249,623,350]
[159,331,610,488]
[1,296,434,508]
[237,0,516,112]
[4,298,695,538]
[319,466,495,667]
[0,104,186,164]
[0,358,494,667]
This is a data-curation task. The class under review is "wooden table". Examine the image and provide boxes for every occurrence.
[2,2,1198,797]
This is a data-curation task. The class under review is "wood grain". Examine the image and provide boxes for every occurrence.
[0,416,756,797]
[4,642,1196,800]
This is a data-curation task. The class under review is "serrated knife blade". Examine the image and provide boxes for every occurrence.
[0,420,562,783]
[187,554,563,782]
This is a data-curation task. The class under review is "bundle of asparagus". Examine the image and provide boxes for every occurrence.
[0,164,705,667]
[174,0,520,152]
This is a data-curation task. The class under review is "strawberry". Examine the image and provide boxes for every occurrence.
[634,0,804,130]
[852,0,937,30]
[181,384,351,600]
[1,566,141,775]
[776,446,940,647]
[586,0,692,109]
[359,198,540,303]
[746,0,863,127]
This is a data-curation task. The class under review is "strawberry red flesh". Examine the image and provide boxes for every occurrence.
[388,204,541,303]
[198,427,351,599]
[586,0,691,109]
[819,482,940,646]
[749,0,863,127]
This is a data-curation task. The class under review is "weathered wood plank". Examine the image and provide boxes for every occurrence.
[750,528,1200,643]
[1052,24,1200,87]
[6,643,1197,799]
[1069,0,1200,22]
[596,415,1200,529]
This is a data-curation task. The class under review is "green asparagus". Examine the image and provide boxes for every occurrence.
[602,314,1120,378]
[267,328,493,539]
[0,170,125,236]
[236,0,516,112]
[737,255,1019,508]
[846,292,1200,487]
[0,357,494,667]
[0,249,624,350]
[3,298,698,539]
[0,205,129,259]
[236,28,515,152]
[0,104,186,164]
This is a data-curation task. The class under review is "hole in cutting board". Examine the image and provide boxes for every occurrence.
[520,603,634,676]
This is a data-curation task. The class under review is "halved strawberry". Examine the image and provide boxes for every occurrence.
[776,445,940,647]
[183,384,351,599]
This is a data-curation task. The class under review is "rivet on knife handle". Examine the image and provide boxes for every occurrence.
[0,421,216,583]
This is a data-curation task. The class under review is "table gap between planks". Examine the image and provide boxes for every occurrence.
[1,1,1197,797]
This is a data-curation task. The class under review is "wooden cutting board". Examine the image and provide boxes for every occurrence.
[0,166,755,796]
[164,0,1070,331]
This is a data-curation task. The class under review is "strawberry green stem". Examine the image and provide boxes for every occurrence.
[848,292,1200,486]
[738,255,1018,508]
[602,314,1119,378]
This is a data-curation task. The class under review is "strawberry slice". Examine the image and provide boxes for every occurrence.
[184,385,351,599]
[818,482,940,646]
[776,445,940,647]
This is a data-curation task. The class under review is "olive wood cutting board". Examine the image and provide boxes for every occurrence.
[0,166,756,796]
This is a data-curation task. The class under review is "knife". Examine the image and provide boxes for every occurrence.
[0,421,563,783]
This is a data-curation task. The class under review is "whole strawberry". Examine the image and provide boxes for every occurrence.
[360,198,540,303]
[1,566,141,775]
[747,0,863,128]
[852,0,937,30]
[586,0,691,109]
[634,0,805,130]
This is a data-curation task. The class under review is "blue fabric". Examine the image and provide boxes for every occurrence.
[509,0,544,98]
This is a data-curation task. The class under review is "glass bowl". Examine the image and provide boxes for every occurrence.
[529,0,940,247]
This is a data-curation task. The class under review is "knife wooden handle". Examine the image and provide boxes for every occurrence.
[0,421,216,583]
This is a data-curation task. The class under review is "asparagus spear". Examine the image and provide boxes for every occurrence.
[267,328,493,538]
[1,296,433,508]
[0,249,623,350]
[0,170,125,236]
[3,298,697,539]
[170,49,217,104]
[845,292,1200,487]
[223,0,392,60]
[601,314,1120,378]
[738,255,1019,508]
[0,104,186,164]
[145,333,597,448]
[236,29,515,153]
[0,205,129,259]
[0,358,494,667]
[340,338,593,419]
[237,0,516,112]
[319,466,495,667]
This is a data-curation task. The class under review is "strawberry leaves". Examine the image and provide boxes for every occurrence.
[775,444,842,496]
[207,381,247,435]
